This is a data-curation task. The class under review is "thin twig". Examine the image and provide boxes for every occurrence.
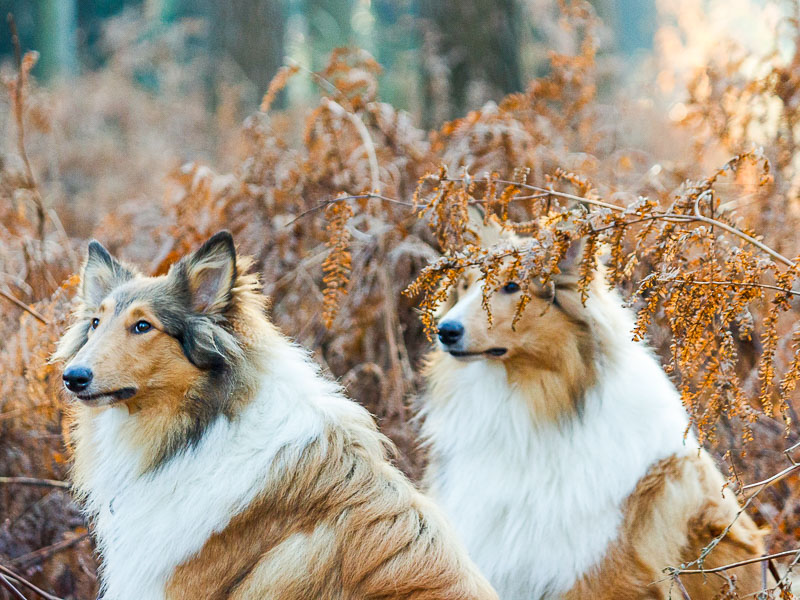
[0,564,63,600]
[0,289,48,324]
[0,574,27,600]
[659,278,800,298]
[286,191,551,228]
[441,176,796,268]
[285,194,414,227]
[741,463,800,491]
[289,175,795,271]
[772,544,800,593]
[285,56,346,102]
[768,559,782,589]
[672,574,692,600]
[678,548,800,575]
[11,533,90,570]
[324,98,381,193]
[0,477,70,489]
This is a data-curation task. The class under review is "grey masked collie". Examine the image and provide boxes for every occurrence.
[421,216,768,599]
[55,232,497,600]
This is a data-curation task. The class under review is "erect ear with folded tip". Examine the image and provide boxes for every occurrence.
[180,231,238,314]
[558,236,589,275]
[467,205,505,247]
[81,241,137,307]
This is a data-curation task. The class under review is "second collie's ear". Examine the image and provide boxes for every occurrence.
[467,205,505,247]
[82,241,137,307]
[180,231,237,314]
[558,236,588,274]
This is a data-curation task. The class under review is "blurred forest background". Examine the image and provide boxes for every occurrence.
[0,0,661,121]
[4,0,800,598]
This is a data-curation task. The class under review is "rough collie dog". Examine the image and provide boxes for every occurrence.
[54,232,497,600]
[421,219,767,599]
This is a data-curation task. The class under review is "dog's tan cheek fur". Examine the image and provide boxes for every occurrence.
[124,333,202,407]
[467,292,596,424]
[75,323,205,471]
[117,334,205,468]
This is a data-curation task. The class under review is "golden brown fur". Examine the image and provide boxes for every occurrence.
[167,418,496,599]
[564,451,767,599]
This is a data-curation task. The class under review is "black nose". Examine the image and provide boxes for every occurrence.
[437,321,464,346]
[63,366,93,392]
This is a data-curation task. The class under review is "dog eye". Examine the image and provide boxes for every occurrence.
[91,318,100,330]
[502,282,521,294]
[133,320,152,334]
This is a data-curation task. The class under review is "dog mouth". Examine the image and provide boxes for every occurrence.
[448,348,507,359]
[74,387,137,404]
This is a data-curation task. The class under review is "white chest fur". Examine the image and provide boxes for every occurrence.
[77,348,338,600]
[422,343,695,600]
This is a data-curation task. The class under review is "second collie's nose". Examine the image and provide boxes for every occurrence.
[63,366,93,392]
[437,321,464,346]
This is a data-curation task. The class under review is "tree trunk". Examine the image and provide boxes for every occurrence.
[36,0,78,80]
[420,0,522,125]
[306,0,355,70]
[209,0,286,96]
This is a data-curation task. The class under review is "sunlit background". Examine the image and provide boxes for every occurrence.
[0,0,787,240]
[0,0,782,118]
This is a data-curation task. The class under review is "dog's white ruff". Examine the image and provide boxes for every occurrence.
[79,342,358,600]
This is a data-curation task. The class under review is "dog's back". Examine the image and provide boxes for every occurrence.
[164,374,496,600]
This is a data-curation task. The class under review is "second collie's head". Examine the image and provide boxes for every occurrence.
[432,218,602,420]
[54,231,263,415]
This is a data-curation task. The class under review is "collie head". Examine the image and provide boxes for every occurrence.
[53,231,272,470]
[427,216,629,423]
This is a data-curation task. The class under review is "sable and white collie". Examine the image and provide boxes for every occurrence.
[421,218,768,600]
[54,232,497,600]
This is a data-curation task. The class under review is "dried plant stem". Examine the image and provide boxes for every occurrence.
[741,462,800,491]
[284,58,382,193]
[442,176,796,268]
[0,289,49,324]
[659,278,800,298]
[0,564,64,600]
[378,265,414,403]
[7,13,46,244]
[324,99,381,193]
[667,460,800,584]
[288,191,561,229]
[0,574,27,600]
[677,548,800,575]
[0,476,70,489]
[293,179,795,276]
[285,194,413,226]
[671,574,692,600]
[11,533,90,570]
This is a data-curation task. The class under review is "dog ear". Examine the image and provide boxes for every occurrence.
[557,236,588,274]
[467,205,505,247]
[81,241,137,306]
[181,231,237,314]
